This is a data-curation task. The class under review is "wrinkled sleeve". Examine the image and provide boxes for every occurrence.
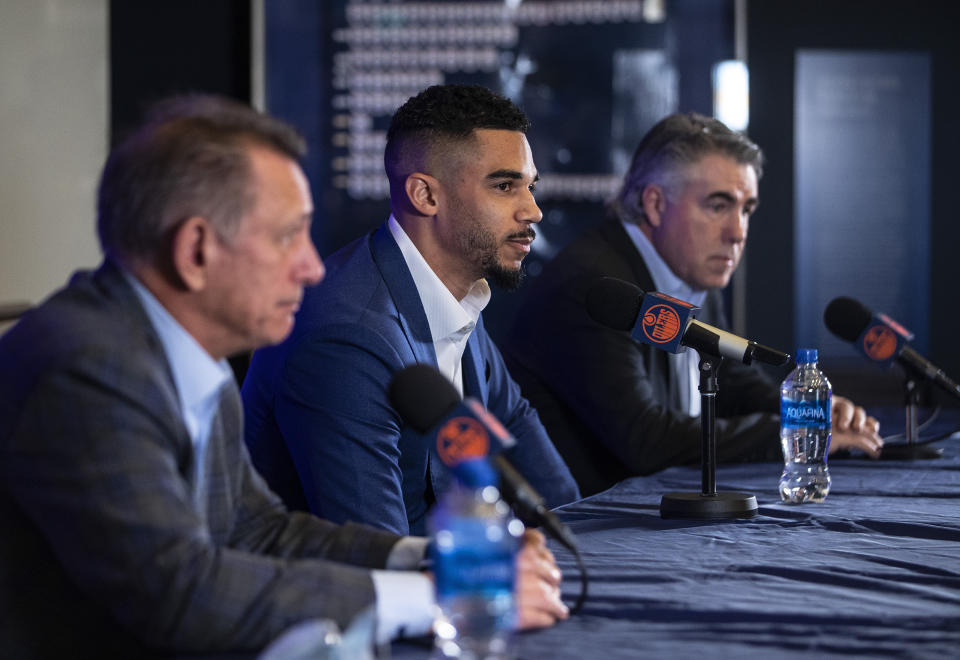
[3,347,400,653]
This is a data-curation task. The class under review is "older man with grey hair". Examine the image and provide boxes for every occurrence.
[503,112,883,496]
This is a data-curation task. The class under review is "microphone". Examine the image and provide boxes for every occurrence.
[388,364,578,550]
[824,296,960,401]
[586,277,790,366]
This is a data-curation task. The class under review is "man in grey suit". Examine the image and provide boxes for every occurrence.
[0,94,565,658]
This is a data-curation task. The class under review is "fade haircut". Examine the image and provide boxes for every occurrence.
[610,112,764,225]
[384,84,530,197]
[97,93,306,265]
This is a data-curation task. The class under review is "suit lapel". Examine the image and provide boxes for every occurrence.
[368,224,437,366]
[598,218,672,398]
[598,217,657,291]
[461,321,488,406]
[202,381,241,539]
[369,224,448,500]
[93,260,204,493]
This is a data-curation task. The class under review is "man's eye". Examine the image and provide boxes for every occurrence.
[528,183,537,194]
[497,182,511,191]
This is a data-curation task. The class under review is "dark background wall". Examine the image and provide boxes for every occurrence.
[109,0,251,141]
[747,0,960,406]
[109,0,960,408]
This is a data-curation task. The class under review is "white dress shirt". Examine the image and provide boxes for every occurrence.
[388,215,491,395]
[621,221,707,417]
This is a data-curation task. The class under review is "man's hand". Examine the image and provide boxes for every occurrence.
[829,395,883,458]
[514,529,569,629]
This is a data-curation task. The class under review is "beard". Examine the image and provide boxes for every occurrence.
[458,223,535,291]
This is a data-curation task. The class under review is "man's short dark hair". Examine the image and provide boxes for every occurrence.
[97,94,306,265]
[384,84,530,192]
[611,112,764,225]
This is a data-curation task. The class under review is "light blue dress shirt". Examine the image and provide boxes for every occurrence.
[124,271,232,505]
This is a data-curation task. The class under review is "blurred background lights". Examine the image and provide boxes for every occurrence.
[713,59,749,131]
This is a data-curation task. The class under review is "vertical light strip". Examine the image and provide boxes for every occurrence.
[713,60,749,131]
[250,0,265,111]
[731,0,748,336]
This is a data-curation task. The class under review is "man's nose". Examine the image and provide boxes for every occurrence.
[517,188,543,225]
[298,240,325,286]
[726,210,748,243]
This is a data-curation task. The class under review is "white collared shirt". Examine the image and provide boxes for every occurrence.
[389,215,491,395]
[621,220,707,417]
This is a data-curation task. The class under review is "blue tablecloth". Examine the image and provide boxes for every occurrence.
[398,416,960,659]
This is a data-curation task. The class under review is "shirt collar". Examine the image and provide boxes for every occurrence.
[122,269,232,416]
[388,215,491,342]
[621,220,707,308]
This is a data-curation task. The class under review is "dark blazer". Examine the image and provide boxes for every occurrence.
[503,218,782,496]
[242,223,579,536]
[0,261,402,658]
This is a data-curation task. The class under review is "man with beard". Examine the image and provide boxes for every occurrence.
[241,84,579,536]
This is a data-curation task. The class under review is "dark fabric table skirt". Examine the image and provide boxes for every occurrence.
[396,408,960,659]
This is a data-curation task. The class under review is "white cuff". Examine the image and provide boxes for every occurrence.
[385,536,430,570]
[370,569,436,643]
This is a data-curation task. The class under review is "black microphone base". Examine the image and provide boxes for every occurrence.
[659,491,758,520]
[879,443,944,461]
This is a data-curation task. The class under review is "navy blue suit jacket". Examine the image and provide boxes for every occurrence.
[243,223,579,536]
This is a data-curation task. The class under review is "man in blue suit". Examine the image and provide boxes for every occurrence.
[243,84,579,536]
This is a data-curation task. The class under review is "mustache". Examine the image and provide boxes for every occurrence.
[506,228,537,241]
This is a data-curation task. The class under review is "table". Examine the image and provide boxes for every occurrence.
[398,414,960,659]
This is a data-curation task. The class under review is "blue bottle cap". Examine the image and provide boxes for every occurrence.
[796,348,818,364]
[451,457,499,489]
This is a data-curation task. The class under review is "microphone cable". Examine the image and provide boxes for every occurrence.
[532,513,587,615]
[877,405,960,447]
[564,540,589,615]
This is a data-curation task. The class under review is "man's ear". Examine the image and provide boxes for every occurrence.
[404,172,440,217]
[641,184,668,228]
[170,216,213,292]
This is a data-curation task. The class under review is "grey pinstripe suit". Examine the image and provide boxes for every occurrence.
[0,260,402,658]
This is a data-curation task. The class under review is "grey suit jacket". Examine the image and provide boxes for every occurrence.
[0,260,402,658]
[503,217,783,496]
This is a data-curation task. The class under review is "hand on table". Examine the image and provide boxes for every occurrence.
[515,529,569,629]
[829,395,883,458]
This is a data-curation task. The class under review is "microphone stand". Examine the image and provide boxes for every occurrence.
[660,351,759,519]
[879,376,943,460]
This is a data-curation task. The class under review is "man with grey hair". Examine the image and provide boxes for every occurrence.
[0,93,564,658]
[503,112,883,496]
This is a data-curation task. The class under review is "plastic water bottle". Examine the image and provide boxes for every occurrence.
[430,460,522,660]
[779,348,832,503]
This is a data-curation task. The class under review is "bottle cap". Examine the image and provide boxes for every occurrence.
[451,457,499,489]
[796,348,818,364]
